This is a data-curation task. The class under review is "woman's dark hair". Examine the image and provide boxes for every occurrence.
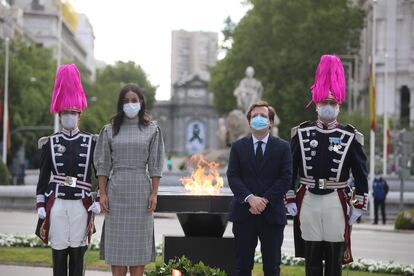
[111,83,150,136]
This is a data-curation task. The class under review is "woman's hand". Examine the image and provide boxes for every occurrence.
[100,192,109,213]
[147,193,157,212]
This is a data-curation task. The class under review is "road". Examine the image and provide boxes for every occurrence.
[0,210,413,266]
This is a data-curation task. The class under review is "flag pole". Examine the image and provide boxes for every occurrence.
[369,0,377,222]
[2,38,9,165]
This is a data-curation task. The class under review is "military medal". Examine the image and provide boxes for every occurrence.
[310,140,318,148]
[329,137,342,152]
[57,145,66,153]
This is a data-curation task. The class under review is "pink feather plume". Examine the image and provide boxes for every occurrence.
[310,55,346,104]
[50,64,87,113]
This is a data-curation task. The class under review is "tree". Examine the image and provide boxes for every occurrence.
[209,0,364,139]
[80,61,157,134]
[0,39,56,167]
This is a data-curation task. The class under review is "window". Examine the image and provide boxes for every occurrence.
[400,85,410,126]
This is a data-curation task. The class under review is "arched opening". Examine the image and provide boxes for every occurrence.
[400,85,410,127]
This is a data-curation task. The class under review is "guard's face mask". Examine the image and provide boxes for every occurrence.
[61,113,79,130]
[317,104,339,121]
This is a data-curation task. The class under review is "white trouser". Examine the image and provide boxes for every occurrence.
[299,190,345,242]
[49,198,88,250]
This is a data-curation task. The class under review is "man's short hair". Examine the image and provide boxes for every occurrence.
[246,101,276,122]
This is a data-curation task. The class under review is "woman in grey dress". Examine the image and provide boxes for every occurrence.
[94,84,164,276]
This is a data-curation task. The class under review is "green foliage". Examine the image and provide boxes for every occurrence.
[209,0,365,139]
[0,38,156,167]
[147,256,226,276]
[394,210,414,230]
[0,159,10,185]
[0,38,56,166]
[80,61,157,134]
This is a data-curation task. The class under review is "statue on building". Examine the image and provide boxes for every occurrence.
[233,66,263,113]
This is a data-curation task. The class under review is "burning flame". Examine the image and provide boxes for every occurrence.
[180,155,224,195]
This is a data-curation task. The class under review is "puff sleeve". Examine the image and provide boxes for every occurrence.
[147,126,165,177]
[94,125,112,177]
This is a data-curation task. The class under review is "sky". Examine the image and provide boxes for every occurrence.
[69,0,250,100]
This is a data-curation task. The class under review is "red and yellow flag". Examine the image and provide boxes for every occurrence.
[369,63,376,131]
[386,118,391,159]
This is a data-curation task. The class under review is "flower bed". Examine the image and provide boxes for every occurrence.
[1,234,413,275]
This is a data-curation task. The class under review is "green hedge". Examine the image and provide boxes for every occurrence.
[0,160,10,185]
[394,209,414,230]
[146,256,226,276]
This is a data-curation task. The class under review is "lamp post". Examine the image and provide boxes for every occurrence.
[383,52,388,176]
[54,1,63,133]
[2,37,9,164]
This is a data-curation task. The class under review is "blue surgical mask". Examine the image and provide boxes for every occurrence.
[251,115,269,130]
[123,103,141,118]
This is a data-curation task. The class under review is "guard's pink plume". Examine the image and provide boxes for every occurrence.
[50,64,87,113]
[310,55,346,104]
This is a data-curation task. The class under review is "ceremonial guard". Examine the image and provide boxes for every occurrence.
[35,64,101,276]
[285,55,368,276]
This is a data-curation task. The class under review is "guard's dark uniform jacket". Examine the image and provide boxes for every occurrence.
[35,128,97,243]
[286,120,368,264]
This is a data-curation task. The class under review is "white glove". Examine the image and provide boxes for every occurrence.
[349,207,363,225]
[286,202,298,216]
[88,202,101,214]
[37,207,46,219]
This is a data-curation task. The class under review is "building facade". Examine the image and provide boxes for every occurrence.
[152,73,219,155]
[3,0,95,75]
[357,0,414,127]
[171,30,218,86]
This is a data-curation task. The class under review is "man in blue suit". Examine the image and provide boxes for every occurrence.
[227,101,292,276]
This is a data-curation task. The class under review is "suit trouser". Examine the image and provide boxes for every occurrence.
[374,199,386,224]
[232,215,285,276]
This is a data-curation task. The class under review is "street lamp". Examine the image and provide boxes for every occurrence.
[54,1,63,133]
[2,37,9,165]
[383,52,388,176]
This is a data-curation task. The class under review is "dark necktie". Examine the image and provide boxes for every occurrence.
[256,141,263,163]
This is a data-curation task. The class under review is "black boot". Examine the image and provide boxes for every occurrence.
[68,246,87,276]
[323,242,344,276]
[52,248,69,276]
[304,241,323,276]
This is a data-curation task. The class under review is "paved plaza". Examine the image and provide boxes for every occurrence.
[0,209,413,275]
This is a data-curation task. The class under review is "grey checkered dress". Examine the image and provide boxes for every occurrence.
[94,118,164,266]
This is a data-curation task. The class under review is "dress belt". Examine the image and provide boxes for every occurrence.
[52,175,91,191]
[300,177,347,195]
[300,177,347,189]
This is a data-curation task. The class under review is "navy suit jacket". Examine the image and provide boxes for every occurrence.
[227,134,292,225]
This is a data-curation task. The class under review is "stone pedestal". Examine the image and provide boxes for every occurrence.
[156,186,234,275]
